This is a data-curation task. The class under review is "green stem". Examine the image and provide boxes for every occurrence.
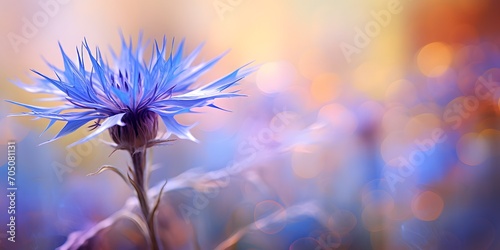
[131,150,160,250]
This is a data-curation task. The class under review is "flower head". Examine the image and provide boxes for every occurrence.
[8,35,254,149]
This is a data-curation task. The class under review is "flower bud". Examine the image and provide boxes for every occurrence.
[109,110,159,152]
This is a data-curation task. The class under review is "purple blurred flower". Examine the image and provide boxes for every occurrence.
[8,35,253,148]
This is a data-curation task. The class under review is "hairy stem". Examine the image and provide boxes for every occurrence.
[131,149,160,250]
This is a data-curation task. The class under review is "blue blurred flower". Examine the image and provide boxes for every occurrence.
[8,35,253,149]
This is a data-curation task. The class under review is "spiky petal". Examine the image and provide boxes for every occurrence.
[8,35,254,146]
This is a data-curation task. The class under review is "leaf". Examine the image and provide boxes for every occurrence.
[128,173,149,220]
[146,138,176,148]
[148,180,167,225]
[87,165,128,185]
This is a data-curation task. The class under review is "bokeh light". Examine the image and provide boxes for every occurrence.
[256,61,297,94]
[456,132,489,166]
[318,103,358,137]
[417,42,453,77]
[310,73,340,103]
[411,191,444,221]
[254,200,287,234]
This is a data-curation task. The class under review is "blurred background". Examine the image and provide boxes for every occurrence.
[1,0,500,249]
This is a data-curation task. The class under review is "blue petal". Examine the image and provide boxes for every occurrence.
[10,35,253,145]
[40,118,95,145]
[41,118,58,136]
[200,63,252,92]
[6,100,70,113]
[67,113,125,148]
[158,114,198,142]
[172,51,229,90]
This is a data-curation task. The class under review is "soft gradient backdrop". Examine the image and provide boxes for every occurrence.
[1,0,500,249]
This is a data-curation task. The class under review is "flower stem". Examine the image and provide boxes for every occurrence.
[131,150,160,250]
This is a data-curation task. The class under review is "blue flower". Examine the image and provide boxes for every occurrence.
[8,35,254,149]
